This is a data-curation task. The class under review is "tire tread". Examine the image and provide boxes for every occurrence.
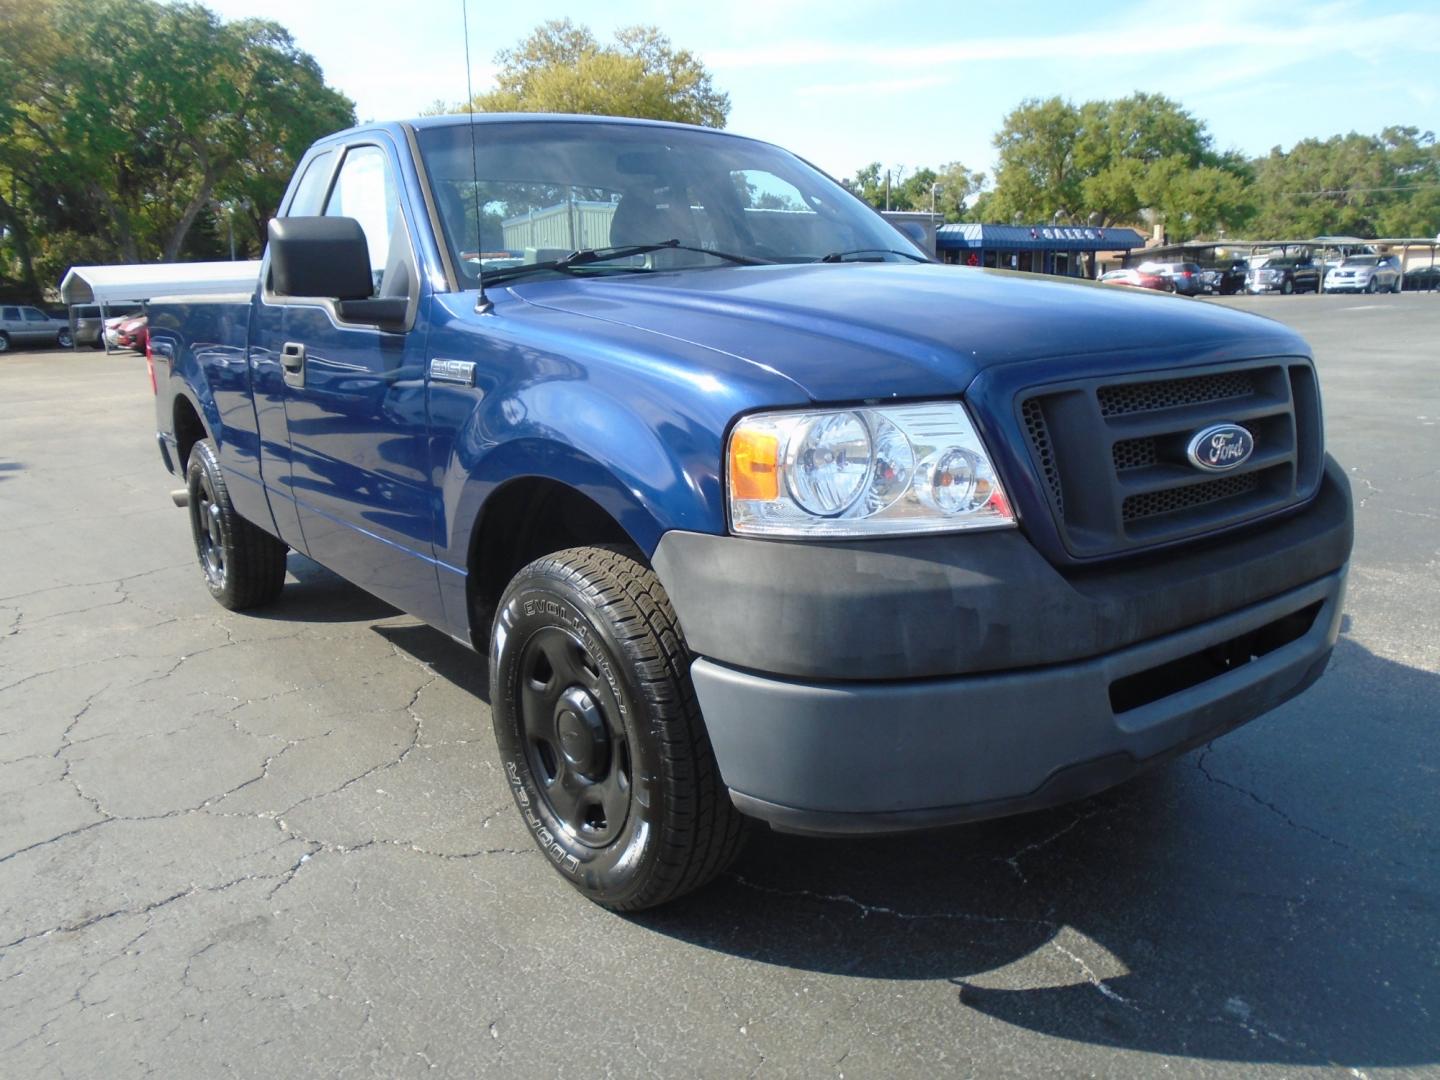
[189,439,287,610]
[510,545,747,910]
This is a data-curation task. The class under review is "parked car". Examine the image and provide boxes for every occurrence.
[115,314,149,351]
[1247,254,1321,294]
[1097,267,1170,292]
[147,114,1352,910]
[1199,259,1248,296]
[1401,265,1440,292]
[1324,255,1402,294]
[71,303,142,348]
[0,304,73,352]
[103,314,135,348]
[1138,261,1206,296]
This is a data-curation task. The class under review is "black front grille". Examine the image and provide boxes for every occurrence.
[1021,397,1064,515]
[1016,360,1323,559]
[1097,372,1256,416]
[1122,471,1260,521]
[1112,436,1158,471]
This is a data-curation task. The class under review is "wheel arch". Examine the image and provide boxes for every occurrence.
[463,470,641,651]
[172,390,211,472]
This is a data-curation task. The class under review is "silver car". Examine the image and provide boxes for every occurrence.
[0,304,73,353]
[1324,255,1402,294]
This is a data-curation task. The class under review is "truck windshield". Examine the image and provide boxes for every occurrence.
[415,119,925,285]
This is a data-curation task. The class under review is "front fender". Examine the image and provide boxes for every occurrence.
[436,414,716,572]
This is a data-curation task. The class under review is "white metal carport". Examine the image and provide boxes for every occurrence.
[59,262,260,352]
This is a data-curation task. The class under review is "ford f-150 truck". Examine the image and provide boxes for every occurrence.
[148,115,1353,910]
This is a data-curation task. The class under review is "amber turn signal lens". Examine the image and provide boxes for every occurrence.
[729,429,779,501]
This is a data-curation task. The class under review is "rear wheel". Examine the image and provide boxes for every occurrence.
[491,545,746,910]
[186,438,288,610]
[0,333,9,354]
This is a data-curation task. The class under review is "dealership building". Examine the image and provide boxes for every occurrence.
[935,223,1146,277]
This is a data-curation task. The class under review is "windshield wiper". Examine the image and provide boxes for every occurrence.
[817,248,929,264]
[481,240,771,287]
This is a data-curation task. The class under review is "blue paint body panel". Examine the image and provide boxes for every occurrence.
[149,116,1313,652]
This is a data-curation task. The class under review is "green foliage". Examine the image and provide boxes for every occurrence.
[0,0,353,300]
[456,19,729,129]
[987,92,1254,239]
[840,160,985,221]
[1251,127,1440,239]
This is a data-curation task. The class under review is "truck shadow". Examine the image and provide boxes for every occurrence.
[0,460,23,483]
[247,555,401,624]
[634,637,1439,1070]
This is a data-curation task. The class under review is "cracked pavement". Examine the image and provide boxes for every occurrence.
[1,294,1437,1078]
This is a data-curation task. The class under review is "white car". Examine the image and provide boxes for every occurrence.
[1324,255,1402,294]
[102,314,132,348]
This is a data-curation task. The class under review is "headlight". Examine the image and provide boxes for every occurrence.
[727,402,1015,538]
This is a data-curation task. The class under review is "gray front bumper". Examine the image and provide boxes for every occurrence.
[691,568,1345,835]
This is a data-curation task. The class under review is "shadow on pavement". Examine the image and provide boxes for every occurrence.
[633,637,1439,1070]
[245,554,400,624]
[221,555,1437,1068]
[375,621,490,703]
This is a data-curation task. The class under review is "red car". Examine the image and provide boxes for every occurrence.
[1097,268,1171,293]
[115,314,148,351]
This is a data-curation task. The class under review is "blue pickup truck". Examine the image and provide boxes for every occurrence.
[148,115,1353,909]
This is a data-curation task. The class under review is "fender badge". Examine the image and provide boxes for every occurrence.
[429,358,477,387]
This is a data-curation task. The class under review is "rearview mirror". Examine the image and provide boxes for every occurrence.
[268,217,374,301]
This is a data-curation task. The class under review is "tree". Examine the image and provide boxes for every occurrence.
[0,0,353,298]
[840,161,983,220]
[988,93,1252,239]
[1250,127,1440,239]
[929,161,986,222]
[988,96,1084,224]
[461,19,729,128]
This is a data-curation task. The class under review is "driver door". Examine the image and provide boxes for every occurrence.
[253,139,444,625]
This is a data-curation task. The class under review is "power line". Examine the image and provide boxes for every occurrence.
[1272,181,1440,196]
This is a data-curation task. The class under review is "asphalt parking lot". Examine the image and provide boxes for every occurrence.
[1,291,1436,1078]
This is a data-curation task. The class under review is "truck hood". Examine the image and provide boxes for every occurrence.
[508,262,1306,403]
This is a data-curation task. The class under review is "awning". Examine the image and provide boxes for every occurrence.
[60,261,261,307]
[936,223,1145,252]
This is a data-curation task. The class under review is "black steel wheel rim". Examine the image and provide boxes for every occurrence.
[195,472,225,584]
[517,625,632,848]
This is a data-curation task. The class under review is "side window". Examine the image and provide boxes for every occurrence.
[286,150,335,218]
[2,307,20,321]
[22,308,47,322]
[325,145,404,297]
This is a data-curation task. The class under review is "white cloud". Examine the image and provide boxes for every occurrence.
[795,74,952,98]
[703,6,1440,73]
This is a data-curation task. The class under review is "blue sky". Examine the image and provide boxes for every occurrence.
[205,0,1440,183]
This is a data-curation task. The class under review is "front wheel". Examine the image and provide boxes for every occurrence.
[1281,279,1294,295]
[186,438,288,610]
[0,333,9,354]
[57,328,73,348]
[1365,278,1378,294]
[491,546,746,910]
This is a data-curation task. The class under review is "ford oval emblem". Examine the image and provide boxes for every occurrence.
[1186,423,1255,472]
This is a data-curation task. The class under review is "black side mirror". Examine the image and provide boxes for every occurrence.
[268,217,374,301]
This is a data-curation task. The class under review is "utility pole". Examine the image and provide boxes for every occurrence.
[931,183,943,216]
[885,171,891,211]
